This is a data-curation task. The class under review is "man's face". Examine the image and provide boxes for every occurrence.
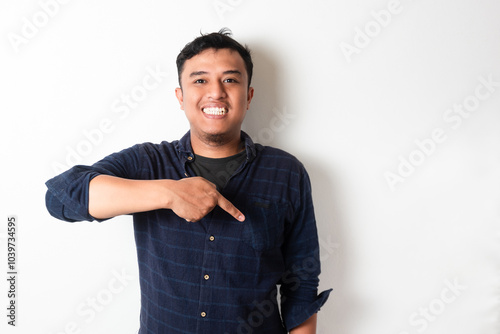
[175,48,254,147]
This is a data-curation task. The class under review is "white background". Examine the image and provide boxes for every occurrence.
[1,0,499,333]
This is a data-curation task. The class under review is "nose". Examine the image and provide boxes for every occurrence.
[208,81,227,99]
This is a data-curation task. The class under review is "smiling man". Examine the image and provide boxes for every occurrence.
[176,47,252,154]
[45,29,330,333]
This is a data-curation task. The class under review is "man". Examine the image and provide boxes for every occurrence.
[45,28,330,333]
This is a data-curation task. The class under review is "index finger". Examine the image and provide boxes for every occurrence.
[217,194,245,222]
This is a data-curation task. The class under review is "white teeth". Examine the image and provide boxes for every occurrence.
[202,107,227,115]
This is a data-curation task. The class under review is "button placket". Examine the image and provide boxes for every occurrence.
[183,153,194,177]
[203,236,213,285]
[197,216,222,325]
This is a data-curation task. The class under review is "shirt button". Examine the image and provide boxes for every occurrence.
[209,236,215,241]
[204,274,210,280]
[201,311,206,318]
[187,156,193,161]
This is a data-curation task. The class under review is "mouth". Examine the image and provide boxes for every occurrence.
[202,107,228,116]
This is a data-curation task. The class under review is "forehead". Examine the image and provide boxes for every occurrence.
[182,48,247,76]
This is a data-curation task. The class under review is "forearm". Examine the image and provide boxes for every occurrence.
[89,175,172,219]
[88,175,243,222]
[289,313,317,334]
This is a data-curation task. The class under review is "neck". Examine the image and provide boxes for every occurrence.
[190,130,244,158]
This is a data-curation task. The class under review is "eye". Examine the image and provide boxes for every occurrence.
[223,78,238,83]
[194,79,206,84]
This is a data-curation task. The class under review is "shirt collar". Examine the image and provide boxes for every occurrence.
[177,130,257,162]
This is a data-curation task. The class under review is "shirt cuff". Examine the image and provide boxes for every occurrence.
[45,168,101,222]
[283,288,332,331]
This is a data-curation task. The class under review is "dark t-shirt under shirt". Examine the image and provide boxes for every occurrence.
[189,150,247,190]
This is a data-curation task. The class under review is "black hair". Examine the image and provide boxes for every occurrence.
[176,28,253,88]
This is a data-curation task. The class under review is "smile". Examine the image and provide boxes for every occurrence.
[202,107,227,115]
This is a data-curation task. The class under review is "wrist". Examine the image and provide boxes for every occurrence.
[158,179,177,210]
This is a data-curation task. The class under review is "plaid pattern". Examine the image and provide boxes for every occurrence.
[46,131,331,333]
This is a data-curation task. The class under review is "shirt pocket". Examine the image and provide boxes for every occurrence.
[241,197,288,252]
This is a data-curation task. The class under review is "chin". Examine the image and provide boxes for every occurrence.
[201,132,230,146]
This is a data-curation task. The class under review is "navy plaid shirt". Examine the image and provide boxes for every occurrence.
[45,131,331,333]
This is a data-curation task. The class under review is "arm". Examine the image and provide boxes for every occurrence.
[46,143,244,223]
[289,313,317,334]
[88,175,172,219]
[89,175,245,222]
[280,167,331,331]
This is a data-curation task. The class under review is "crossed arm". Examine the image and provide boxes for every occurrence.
[88,175,244,222]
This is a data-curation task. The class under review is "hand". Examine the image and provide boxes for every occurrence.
[166,177,245,222]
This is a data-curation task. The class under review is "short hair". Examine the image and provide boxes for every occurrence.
[176,28,253,88]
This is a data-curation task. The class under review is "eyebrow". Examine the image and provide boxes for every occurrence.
[189,70,243,77]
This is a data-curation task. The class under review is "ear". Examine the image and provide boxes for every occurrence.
[175,87,184,110]
[246,87,254,110]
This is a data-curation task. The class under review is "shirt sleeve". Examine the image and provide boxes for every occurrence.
[45,144,146,222]
[279,166,332,331]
